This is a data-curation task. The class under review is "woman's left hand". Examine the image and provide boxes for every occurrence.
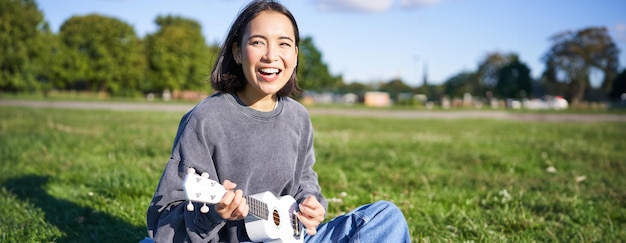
[296,196,326,235]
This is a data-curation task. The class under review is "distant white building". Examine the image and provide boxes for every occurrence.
[364,92,390,107]
[523,96,568,110]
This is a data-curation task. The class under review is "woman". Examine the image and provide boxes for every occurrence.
[145,1,411,242]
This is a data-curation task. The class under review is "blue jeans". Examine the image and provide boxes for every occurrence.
[140,200,410,242]
[305,200,411,243]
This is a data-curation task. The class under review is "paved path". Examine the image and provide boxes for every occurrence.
[2,99,626,122]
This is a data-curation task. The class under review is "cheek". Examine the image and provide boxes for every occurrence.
[242,51,255,63]
[282,51,298,66]
[243,47,262,63]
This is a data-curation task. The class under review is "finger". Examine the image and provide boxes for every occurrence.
[217,190,235,210]
[238,197,249,219]
[296,213,319,235]
[298,205,314,218]
[214,190,236,219]
[230,199,249,220]
[301,195,318,206]
[299,197,324,219]
[296,212,321,228]
[228,190,246,219]
[223,189,243,211]
[300,196,322,213]
[222,180,237,190]
[233,198,250,220]
[230,189,243,207]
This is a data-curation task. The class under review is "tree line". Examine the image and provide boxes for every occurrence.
[0,0,342,98]
[2,0,625,104]
[353,30,625,106]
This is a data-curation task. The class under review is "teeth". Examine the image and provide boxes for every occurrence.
[259,68,279,74]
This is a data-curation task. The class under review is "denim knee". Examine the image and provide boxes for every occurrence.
[371,200,403,217]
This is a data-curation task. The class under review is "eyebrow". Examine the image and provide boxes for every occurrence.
[248,34,294,42]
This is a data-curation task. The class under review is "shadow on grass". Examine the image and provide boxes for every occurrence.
[3,175,146,242]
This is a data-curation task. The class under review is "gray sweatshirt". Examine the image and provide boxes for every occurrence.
[146,92,327,242]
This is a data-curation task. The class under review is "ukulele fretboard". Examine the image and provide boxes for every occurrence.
[245,196,269,220]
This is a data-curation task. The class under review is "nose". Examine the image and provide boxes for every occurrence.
[263,44,278,62]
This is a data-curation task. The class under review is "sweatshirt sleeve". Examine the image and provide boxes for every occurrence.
[146,110,227,242]
[294,114,328,211]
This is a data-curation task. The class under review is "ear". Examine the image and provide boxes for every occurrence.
[232,43,241,64]
[294,46,298,66]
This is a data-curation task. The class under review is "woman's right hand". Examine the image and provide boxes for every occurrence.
[214,180,249,221]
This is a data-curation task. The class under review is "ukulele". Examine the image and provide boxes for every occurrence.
[182,168,304,243]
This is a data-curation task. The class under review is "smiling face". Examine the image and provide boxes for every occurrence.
[232,10,298,104]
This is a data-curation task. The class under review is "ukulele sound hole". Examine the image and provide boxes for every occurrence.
[272,209,280,226]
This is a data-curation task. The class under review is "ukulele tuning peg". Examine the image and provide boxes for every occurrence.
[186,201,194,211]
[200,204,209,213]
[201,172,209,178]
[187,168,196,174]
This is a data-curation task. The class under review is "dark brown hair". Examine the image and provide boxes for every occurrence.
[210,0,301,97]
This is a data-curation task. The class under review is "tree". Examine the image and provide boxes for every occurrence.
[495,60,532,99]
[379,78,413,100]
[31,23,60,95]
[0,0,46,92]
[609,69,626,101]
[443,71,479,98]
[337,81,372,95]
[59,14,144,96]
[542,27,620,104]
[297,37,341,92]
[144,15,214,94]
[477,52,518,88]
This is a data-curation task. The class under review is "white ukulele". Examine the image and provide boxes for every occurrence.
[182,168,304,243]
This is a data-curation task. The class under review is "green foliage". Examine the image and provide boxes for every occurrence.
[1,105,625,242]
[0,0,46,92]
[144,15,214,93]
[59,14,145,96]
[477,52,520,88]
[3,1,621,103]
[609,68,626,101]
[496,60,532,99]
[443,71,479,98]
[0,5,337,98]
[542,27,620,103]
[0,2,223,97]
[379,78,414,100]
[297,37,342,92]
[336,81,372,95]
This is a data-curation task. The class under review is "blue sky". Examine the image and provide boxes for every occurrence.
[38,0,626,86]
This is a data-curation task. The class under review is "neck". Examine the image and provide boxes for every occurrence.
[244,195,269,220]
[236,91,277,112]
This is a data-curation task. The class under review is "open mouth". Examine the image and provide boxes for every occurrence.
[258,67,282,76]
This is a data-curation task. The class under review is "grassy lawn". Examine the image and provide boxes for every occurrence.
[0,105,624,242]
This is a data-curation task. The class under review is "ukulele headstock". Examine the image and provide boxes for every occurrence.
[182,168,226,205]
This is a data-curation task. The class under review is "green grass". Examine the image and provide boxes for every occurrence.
[0,105,624,242]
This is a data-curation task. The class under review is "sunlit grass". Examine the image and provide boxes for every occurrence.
[0,106,624,242]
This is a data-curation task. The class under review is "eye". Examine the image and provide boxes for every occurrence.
[280,42,292,47]
[249,40,265,46]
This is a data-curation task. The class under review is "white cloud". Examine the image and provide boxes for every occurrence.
[613,23,626,42]
[312,0,394,12]
[398,0,443,8]
[311,0,443,13]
